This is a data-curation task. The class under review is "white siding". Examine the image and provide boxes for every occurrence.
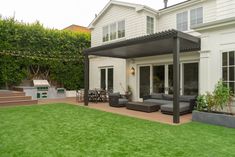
[89,57,127,94]
[158,0,217,32]
[216,0,235,20]
[199,25,235,94]
[91,5,155,47]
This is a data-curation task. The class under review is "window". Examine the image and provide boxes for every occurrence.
[183,63,199,95]
[222,51,235,93]
[147,16,154,34]
[100,68,114,92]
[102,26,109,42]
[103,20,125,42]
[110,23,116,40]
[118,20,125,38]
[177,11,188,31]
[190,7,203,26]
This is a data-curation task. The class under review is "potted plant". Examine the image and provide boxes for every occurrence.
[192,81,235,128]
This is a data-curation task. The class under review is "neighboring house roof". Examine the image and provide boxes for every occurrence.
[88,0,159,29]
[63,25,91,33]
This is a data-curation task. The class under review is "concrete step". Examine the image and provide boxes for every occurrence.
[0,100,38,107]
[0,96,32,102]
[0,91,25,97]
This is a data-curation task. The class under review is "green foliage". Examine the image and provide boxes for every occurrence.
[0,55,27,89]
[196,81,232,113]
[0,17,90,89]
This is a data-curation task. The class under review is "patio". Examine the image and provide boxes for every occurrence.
[83,29,201,123]
[38,98,191,125]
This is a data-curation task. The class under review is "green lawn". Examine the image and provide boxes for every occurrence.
[0,104,234,157]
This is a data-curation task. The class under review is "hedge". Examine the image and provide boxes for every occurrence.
[0,17,90,90]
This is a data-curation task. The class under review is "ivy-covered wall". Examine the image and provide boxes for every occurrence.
[0,17,90,90]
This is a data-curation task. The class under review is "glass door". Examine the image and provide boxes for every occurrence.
[100,68,113,92]
[139,66,150,98]
[183,63,199,95]
[152,65,165,93]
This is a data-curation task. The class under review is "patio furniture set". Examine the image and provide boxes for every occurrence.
[88,89,108,103]
[109,93,197,115]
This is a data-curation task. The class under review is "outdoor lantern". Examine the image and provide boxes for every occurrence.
[130,67,135,75]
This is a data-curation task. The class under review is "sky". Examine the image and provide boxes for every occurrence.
[0,0,185,29]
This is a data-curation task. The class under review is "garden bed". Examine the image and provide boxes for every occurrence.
[192,110,235,128]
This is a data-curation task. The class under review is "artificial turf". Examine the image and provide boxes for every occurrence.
[0,103,234,157]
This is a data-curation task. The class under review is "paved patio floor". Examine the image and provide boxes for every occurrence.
[39,98,192,125]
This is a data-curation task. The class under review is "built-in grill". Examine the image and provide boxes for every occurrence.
[33,80,50,99]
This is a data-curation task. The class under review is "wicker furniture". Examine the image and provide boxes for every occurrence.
[109,93,128,107]
[126,102,160,113]
[143,93,196,115]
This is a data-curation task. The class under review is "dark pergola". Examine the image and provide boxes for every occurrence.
[83,29,200,123]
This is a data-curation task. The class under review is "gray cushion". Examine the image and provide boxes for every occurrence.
[162,94,173,101]
[161,103,190,112]
[144,99,172,106]
[179,95,196,102]
[109,92,120,97]
[119,98,128,105]
[150,93,163,99]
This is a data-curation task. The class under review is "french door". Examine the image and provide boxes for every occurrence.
[100,67,113,92]
[138,62,199,98]
[139,66,150,98]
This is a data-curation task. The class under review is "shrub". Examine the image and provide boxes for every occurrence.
[196,81,233,113]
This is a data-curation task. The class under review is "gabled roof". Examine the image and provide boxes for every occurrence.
[88,0,158,29]
[63,25,91,33]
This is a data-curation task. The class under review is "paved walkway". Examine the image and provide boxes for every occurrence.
[39,98,192,125]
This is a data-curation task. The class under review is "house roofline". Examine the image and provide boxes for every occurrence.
[159,0,208,15]
[88,0,158,29]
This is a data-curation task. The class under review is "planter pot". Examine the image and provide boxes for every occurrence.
[192,110,235,128]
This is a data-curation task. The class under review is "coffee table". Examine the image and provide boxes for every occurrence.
[126,102,160,113]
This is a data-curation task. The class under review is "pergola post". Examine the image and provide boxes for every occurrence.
[173,37,180,123]
[84,54,89,106]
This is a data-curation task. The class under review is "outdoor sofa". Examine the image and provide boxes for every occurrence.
[143,93,197,115]
[109,93,128,107]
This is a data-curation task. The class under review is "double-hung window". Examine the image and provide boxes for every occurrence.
[146,16,154,34]
[102,25,109,42]
[177,11,188,31]
[190,7,203,26]
[110,23,117,40]
[118,20,125,38]
[222,51,235,93]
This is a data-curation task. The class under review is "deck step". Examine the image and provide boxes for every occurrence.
[0,96,32,102]
[0,100,38,107]
[0,91,25,97]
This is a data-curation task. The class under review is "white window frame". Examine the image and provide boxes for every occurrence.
[100,67,114,91]
[102,25,109,42]
[190,7,203,27]
[176,11,188,31]
[222,50,235,93]
[118,20,125,38]
[146,16,154,35]
[102,20,125,43]
[110,22,117,41]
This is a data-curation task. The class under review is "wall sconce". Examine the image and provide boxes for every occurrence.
[130,67,135,75]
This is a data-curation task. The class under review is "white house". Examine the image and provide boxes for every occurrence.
[86,0,235,102]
